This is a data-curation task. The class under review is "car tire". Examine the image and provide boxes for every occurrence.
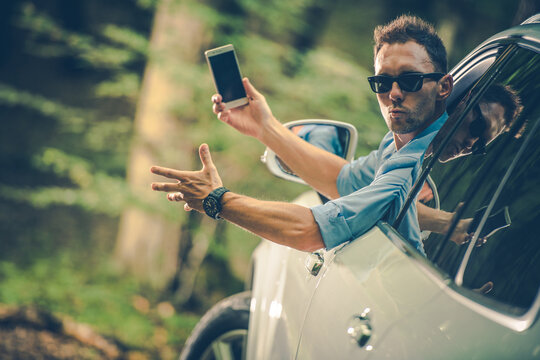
[179,291,251,360]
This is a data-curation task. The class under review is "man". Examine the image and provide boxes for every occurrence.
[418,83,523,246]
[437,83,523,162]
[151,15,453,254]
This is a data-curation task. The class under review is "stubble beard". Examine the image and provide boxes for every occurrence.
[390,116,425,134]
[388,94,435,135]
[388,108,428,135]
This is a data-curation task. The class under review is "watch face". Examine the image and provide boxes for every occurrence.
[203,196,220,218]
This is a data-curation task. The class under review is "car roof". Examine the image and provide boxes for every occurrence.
[452,14,540,76]
[447,14,540,110]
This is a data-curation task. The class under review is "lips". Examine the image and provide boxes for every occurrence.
[389,108,407,118]
[389,107,406,114]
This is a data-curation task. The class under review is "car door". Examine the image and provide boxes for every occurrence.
[296,41,540,359]
[246,190,335,360]
[295,224,448,359]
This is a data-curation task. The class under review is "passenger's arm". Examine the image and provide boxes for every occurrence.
[417,202,473,245]
[417,201,453,234]
[212,78,347,199]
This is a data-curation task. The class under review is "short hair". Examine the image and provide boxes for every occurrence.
[481,83,523,132]
[374,15,448,73]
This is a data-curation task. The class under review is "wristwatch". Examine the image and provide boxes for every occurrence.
[202,187,230,219]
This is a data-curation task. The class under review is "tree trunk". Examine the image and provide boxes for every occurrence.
[114,0,209,288]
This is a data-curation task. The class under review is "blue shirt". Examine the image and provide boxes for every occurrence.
[310,112,448,254]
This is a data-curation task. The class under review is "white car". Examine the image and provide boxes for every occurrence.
[180,14,540,360]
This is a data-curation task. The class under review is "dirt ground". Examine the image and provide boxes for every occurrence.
[0,326,111,359]
[0,305,151,360]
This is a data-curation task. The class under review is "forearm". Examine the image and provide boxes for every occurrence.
[220,192,325,252]
[417,202,453,234]
[261,120,347,199]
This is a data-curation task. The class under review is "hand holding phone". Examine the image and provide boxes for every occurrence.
[205,44,248,109]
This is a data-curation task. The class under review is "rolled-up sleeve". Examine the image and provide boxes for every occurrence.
[311,169,411,249]
[312,164,413,250]
[314,113,447,252]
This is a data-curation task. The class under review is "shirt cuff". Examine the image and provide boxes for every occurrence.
[311,202,353,250]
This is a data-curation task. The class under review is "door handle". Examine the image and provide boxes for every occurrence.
[347,308,372,347]
[305,252,324,276]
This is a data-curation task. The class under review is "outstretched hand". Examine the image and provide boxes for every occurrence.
[212,78,275,140]
[150,144,223,212]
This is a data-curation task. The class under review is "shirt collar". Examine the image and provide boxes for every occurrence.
[416,111,449,140]
[400,111,448,154]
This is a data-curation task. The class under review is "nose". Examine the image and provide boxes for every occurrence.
[389,81,403,102]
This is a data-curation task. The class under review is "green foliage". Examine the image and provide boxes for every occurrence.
[101,24,149,56]
[0,255,199,352]
[19,3,147,70]
[95,72,141,99]
[136,0,159,10]
[0,3,152,219]
[239,0,318,40]
[0,83,86,132]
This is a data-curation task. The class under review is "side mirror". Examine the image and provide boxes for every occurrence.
[261,119,358,184]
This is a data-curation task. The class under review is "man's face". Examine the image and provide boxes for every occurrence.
[440,100,506,162]
[374,41,440,135]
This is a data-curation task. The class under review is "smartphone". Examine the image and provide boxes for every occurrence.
[205,44,248,109]
[468,206,511,239]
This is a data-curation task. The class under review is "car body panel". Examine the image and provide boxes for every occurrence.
[376,284,540,360]
[296,225,445,359]
[246,190,326,360]
[297,223,540,360]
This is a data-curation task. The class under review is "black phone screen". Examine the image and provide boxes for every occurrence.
[208,51,246,103]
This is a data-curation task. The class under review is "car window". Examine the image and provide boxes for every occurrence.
[447,50,497,113]
[419,45,540,313]
[460,116,539,311]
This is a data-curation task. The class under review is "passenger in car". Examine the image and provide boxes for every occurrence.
[417,84,523,246]
[434,84,523,162]
[150,15,453,254]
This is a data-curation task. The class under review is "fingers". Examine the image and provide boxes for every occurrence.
[152,182,181,192]
[165,192,194,212]
[243,77,261,101]
[199,143,214,169]
[164,192,194,212]
[476,236,488,247]
[211,94,222,104]
[473,281,493,294]
[212,98,227,114]
[167,192,183,201]
[150,166,186,181]
[212,94,231,124]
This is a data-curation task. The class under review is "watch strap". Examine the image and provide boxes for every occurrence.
[203,187,230,219]
[211,186,230,200]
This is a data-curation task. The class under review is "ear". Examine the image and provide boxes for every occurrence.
[437,74,453,101]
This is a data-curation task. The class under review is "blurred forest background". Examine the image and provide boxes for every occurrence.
[0,0,537,358]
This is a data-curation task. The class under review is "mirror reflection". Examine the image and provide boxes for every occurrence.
[277,124,350,176]
[431,83,523,163]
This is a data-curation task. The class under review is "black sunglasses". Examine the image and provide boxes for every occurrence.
[367,72,445,93]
